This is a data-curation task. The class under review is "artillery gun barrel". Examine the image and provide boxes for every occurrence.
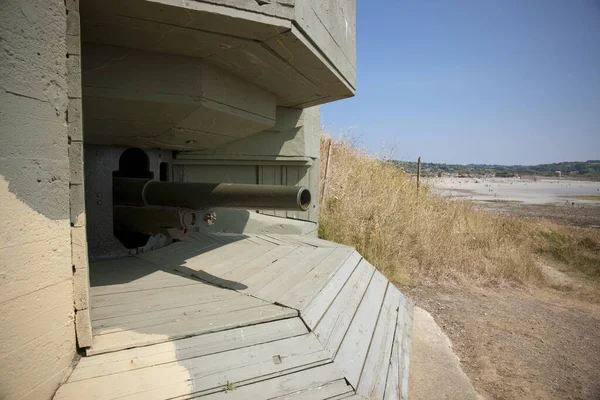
[113,177,312,211]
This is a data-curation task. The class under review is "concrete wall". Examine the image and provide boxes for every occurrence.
[0,0,77,399]
[295,0,357,89]
[66,0,93,350]
[81,44,276,150]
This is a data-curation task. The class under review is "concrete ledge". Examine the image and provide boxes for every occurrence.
[409,307,481,400]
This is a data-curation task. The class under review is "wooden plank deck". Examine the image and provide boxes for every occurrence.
[58,233,412,399]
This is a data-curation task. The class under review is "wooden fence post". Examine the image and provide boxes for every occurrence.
[320,139,333,207]
[417,156,422,195]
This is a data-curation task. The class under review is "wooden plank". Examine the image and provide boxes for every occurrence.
[91,272,220,301]
[244,234,280,246]
[291,235,344,248]
[91,272,203,297]
[180,242,275,277]
[93,296,271,334]
[198,364,346,400]
[87,304,297,355]
[91,283,229,318]
[301,250,362,329]
[398,297,414,400]
[135,240,219,267]
[172,241,259,273]
[383,328,400,400]
[187,232,221,245]
[90,257,173,287]
[238,246,315,295]
[271,379,353,399]
[264,233,316,247]
[57,334,331,400]
[279,246,356,311]
[207,233,252,244]
[69,318,307,382]
[313,259,375,355]
[335,271,388,387]
[384,292,413,400]
[357,285,402,399]
[195,245,298,288]
[253,246,335,302]
[254,233,288,246]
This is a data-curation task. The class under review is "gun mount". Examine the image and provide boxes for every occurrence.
[113,178,311,211]
[112,177,312,238]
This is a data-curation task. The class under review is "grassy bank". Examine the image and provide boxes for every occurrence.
[318,137,600,286]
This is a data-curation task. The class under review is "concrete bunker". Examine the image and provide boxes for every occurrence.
[1,0,412,398]
[77,0,357,348]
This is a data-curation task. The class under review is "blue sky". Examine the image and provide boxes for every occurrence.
[321,0,600,165]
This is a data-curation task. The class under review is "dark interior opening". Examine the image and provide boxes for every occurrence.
[113,148,154,179]
[113,148,153,249]
[159,162,168,181]
[299,188,312,210]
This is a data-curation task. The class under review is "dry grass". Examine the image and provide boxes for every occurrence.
[318,137,600,286]
[536,227,600,279]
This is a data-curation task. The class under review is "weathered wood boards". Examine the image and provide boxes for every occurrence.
[69,318,308,382]
[57,328,340,400]
[69,233,412,398]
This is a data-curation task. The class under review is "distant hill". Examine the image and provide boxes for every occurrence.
[392,160,600,177]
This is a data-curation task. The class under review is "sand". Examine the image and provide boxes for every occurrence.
[428,177,600,206]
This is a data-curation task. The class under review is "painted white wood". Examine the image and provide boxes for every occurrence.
[135,240,219,267]
[244,234,282,246]
[199,364,346,400]
[279,246,356,311]
[271,379,353,399]
[183,242,276,277]
[172,241,259,273]
[253,246,335,302]
[301,250,362,329]
[290,235,346,248]
[238,246,315,295]
[93,296,271,334]
[87,304,297,355]
[197,245,299,287]
[90,257,179,287]
[383,327,400,400]
[91,284,232,320]
[91,275,226,307]
[91,274,202,297]
[254,233,289,246]
[313,259,375,355]
[335,270,388,387]
[57,334,330,400]
[398,297,414,400]
[70,318,307,382]
[264,233,316,247]
[357,284,401,399]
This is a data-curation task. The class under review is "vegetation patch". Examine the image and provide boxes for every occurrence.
[394,159,600,177]
[478,199,523,204]
[564,195,600,201]
[319,137,600,286]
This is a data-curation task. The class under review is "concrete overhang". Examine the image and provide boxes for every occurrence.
[79,0,355,150]
[80,0,355,108]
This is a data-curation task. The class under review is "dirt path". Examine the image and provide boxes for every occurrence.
[403,281,600,400]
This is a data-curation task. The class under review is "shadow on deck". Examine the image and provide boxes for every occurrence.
[55,233,413,400]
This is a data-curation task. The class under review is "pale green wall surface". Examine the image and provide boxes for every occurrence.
[174,106,322,231]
